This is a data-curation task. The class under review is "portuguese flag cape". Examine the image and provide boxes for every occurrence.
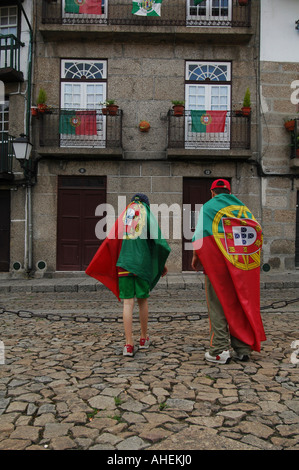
[192,194,266,352]
[86,200,171,300]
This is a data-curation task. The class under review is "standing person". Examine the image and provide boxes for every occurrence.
[86,193,170,357]
[191,179,266,364]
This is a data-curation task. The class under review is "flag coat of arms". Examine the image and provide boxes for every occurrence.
[59,110,97,136]
[191,110,227,133]
[86,200,171,300]
[65,0,102,14]
[192,193,266,352]
[132,0,162,17]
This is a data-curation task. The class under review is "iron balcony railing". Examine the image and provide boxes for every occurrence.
[42,0,251,28]
[0,132,14,174]
[36,108,122,149]
[168,109,251,150]
[0,34,25,74]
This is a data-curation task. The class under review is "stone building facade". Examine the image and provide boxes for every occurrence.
[4,0,297,277]
[259,0,299,271]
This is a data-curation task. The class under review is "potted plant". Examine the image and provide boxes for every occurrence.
[139,120,150,132]
[37,88,48,113]
[238,0,248,5]
[284,117,296,132]
[172,100,185,117]
[106,99,119,116]
[31,106,38,117]
[241,88,251,116]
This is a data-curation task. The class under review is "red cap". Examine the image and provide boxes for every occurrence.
[210,179,231,192]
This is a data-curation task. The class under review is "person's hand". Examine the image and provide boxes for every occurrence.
[191,253,202,272]
[161,266,168,277]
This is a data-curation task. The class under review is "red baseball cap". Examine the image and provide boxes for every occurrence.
[210,179,231,192]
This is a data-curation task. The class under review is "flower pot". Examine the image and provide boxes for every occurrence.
[238,0,248,5]
[296,149,299,158]
[37,103,47,113]
[284,120,295,132]
[31,107,38,116]
[139,120,150,132]
[102,107,108,115]
[107,105,119,116]
[241,106,251,117]
[173,105,185,117]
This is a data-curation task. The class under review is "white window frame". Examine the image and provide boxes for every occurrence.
[60,59,107,148]
[186,0,232,25]
[185,61,231,149]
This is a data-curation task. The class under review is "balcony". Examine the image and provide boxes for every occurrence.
[34,108,123,158]
[167,109,251,159]
[0,132,14,180]
[41,0,252,41]
[0,34,25,83]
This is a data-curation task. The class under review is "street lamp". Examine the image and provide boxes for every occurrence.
[13,134,32,161]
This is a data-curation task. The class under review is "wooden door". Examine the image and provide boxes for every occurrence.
[0,190,10,272]
[57,176,106,271]
[182,177,214,271]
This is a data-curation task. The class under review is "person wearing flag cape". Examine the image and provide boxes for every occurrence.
[86,193,170,357]
[191,179,266,364]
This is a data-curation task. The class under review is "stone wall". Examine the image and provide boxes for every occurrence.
[260,61,299,271]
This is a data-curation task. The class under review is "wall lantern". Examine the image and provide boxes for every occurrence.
[296,20,299,31]
[13,134,32,161]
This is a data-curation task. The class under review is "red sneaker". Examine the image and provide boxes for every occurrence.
[123,344,135,357]
[139,337,150,349]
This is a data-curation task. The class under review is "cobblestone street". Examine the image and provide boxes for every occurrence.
[0,274,298,451]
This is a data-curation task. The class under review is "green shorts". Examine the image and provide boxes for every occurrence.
[118,276,150,299]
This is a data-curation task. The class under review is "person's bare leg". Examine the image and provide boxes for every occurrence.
[138,298,148,339]
[123,298,135,345]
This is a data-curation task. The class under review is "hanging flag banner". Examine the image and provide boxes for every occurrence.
[191,110,227,133]
[132,0,163,17]
[65,0,102,15]
[59,110,97,136]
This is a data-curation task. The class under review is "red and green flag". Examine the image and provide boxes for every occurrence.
[192,193,266,352]
[86,200,171,300]
[65,0,102,14]
[191,110,227,133]
[59,110,97,136]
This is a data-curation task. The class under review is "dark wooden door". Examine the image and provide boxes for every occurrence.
[57,176,106,271]
[0,190,10,272]
[182,178,214,271]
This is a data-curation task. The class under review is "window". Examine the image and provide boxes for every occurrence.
[187,0,232,25]
[185,61,231,149]
[60,59,107,148]
[0,6,17,36]
[0,100,9,134]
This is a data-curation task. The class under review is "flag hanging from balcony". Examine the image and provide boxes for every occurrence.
[191,110,227,133]
[64,0,102,14]
[132,0,162,17]
[59,110,97,136]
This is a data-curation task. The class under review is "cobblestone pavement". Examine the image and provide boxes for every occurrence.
[0,274,298,451]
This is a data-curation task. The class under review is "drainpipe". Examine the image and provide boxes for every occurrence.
[17,0,34,274]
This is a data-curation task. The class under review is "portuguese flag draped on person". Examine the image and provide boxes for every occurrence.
[86,195,171,301]
[192,190,266,352]
[65,0,102,14]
